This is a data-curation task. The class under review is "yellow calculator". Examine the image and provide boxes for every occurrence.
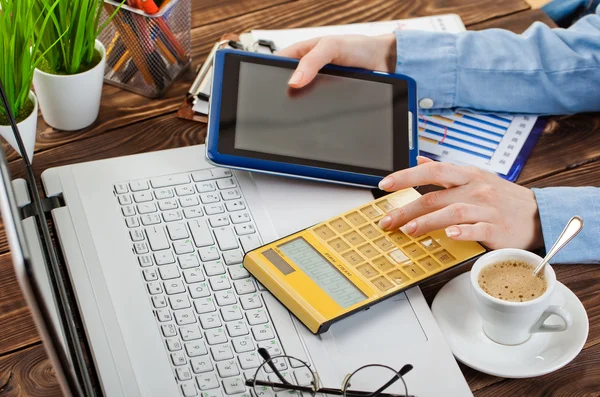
[244,188,486,334]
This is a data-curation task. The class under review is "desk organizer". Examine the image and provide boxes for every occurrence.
[99,0,192,98]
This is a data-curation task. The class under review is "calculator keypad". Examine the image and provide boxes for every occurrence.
[310,192,475,293]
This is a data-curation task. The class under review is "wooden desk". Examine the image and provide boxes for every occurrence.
[0,1,598,395]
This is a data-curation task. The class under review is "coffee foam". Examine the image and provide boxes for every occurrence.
[478,260,547,302]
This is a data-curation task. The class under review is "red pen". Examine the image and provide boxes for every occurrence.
[139,0,159,14]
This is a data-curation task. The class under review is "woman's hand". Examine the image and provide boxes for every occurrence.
[378,157,544,250]
[277,34,396,88]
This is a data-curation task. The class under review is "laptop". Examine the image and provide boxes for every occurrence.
[1,139,473,396]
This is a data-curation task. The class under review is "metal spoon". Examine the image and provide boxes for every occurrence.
[533,216,584,276]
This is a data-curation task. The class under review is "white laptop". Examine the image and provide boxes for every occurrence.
[0,141,472,397]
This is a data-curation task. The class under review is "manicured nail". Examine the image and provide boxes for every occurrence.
[400,221,416,235]
[445,226,461,237]
[288,71,303,85]
[378,177,393,190]
[378,216,392,230]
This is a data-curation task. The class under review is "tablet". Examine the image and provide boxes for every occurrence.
[207,49,418,187]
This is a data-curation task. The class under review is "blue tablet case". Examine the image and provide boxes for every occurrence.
[206,49,419,188]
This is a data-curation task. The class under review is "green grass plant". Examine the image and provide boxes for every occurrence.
[0,0,63,124]
[34,0,124,75]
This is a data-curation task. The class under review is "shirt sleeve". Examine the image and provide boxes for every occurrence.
[532,187,600,264]
[395,7,600,115]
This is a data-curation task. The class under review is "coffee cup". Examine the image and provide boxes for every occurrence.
[470,248,573,345]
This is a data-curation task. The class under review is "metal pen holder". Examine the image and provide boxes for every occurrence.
[99,0,191,98]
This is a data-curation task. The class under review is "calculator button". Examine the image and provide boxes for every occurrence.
[346,212,367,226]
[343,231,366,246]
[359,225,381,239]
[329,238,350,253]
[403,243,426,258]
[360,205,382,219]
[372,276,394,292]
[434,250,456,265]
[401,263,425,278]
[418,256,441,271]
[388,249,411,264]
[419,237,441,251]
[388,231,411,245]
[329,218,351,233]
[357,243,378,259]
[387,269,410,286]
[356,264,378,279]
[314,225,336,240]
[342,250,364,267]
[376,200,395,213]
[372,256,395,272]
[373,237,394,252]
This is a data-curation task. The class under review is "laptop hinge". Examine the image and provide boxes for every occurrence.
[21,194,65,219]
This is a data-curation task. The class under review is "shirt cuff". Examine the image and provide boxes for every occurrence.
[394,30,458,112]
[532,187,600,264]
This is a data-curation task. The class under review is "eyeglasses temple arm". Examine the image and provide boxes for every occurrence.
[245,380,415,397]
[257,348,291,385]
[363,364,414,397]
[245,379,313,393]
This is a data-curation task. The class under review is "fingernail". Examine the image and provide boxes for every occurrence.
[288,71,303,85]
[378,177,393,190]
[378,216,392,230]
[417,155,432,161]
[400,221,416,235]
[445,226,461,237]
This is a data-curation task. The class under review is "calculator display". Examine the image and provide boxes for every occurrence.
[278,237,367,309]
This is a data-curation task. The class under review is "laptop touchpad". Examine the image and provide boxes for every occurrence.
[298,293,426,388]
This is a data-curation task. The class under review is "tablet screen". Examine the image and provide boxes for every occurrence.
[235,62,394,171]
[217,53,411,176]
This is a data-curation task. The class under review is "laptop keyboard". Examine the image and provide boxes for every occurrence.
[114,168,300,397]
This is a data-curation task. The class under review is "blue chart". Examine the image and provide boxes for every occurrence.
[417,111,538,177]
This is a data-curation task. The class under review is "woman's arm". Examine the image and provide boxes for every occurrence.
[280,7,600,115]
[396,8,600,114]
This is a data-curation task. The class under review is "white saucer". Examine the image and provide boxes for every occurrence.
[431,272,589,378]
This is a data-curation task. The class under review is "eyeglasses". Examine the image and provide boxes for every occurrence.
[245,348,415,397]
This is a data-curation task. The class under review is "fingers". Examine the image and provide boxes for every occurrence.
[387,204,496,237]
[378,161,476,191]
[445,223,497,246]
[288,38,339,88]
[379,186,469,230]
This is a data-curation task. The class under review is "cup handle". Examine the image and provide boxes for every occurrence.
[530,305,573,333]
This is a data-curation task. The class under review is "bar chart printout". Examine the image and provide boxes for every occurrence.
[417,112,539,180]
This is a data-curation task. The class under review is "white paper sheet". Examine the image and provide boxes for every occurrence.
[251,14,466,49]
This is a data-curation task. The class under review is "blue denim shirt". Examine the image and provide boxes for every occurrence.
[395,7,600,263]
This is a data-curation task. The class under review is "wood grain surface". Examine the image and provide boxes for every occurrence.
[2,0,529,163]
[0,344,61,397]
[1,0,599,396]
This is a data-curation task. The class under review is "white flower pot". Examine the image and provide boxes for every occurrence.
[0,91,38,161]
[33,39,106,131]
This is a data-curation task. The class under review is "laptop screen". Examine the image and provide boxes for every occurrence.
[0,94,90,395]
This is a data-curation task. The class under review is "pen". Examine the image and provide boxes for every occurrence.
[139,0,159,14]
[107,4,154,85]
[189,40,229,97]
